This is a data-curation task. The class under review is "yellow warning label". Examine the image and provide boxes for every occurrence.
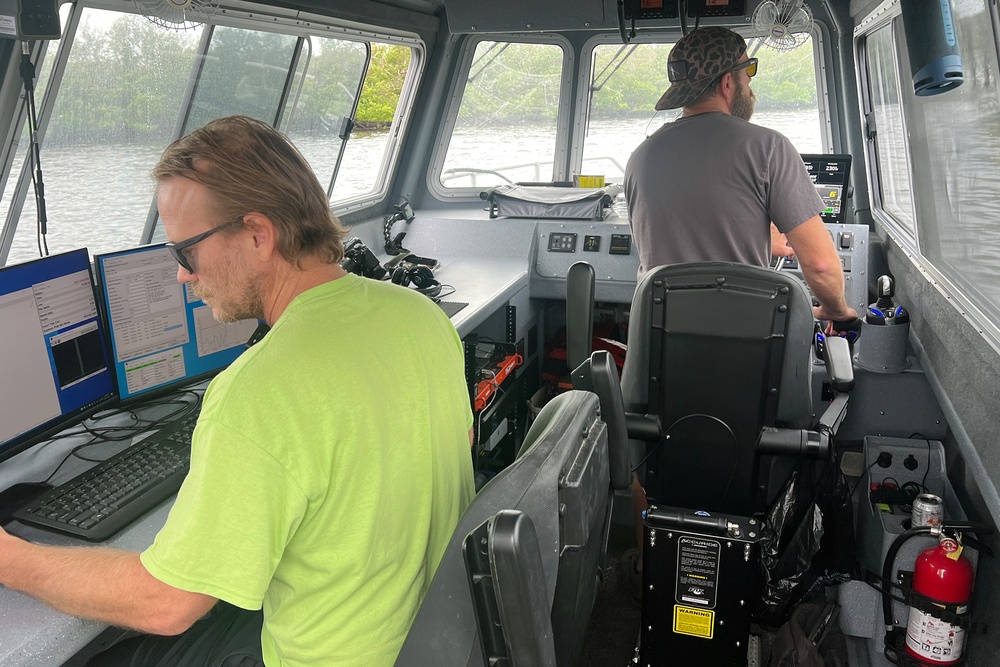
[673,605,714,639]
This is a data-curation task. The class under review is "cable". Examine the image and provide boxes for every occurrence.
[631,413,739,505]
[38,391,203,481]
[434,284,457,301]
[38,437,98,484]
[19,43,48,257]
[849,457,882,500]
[909,432,931,492]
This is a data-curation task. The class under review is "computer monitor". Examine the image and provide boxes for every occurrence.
[0,249,117,464]
[801,153,852,225]
[94,243,259,405]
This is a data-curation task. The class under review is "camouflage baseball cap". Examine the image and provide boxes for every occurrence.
[655,27,748,111]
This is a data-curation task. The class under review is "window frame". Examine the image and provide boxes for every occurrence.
[855,7,918,247]
[426,32,574,201]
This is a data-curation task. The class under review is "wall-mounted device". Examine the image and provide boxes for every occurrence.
[686,0,746,18]
[0,0,61,40]
[901,0,963,96]
[622,0,680,21]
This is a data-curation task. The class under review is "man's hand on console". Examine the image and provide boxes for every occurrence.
[814,305,862,342]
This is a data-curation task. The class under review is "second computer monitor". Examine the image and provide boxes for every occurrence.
[94,243,259,405]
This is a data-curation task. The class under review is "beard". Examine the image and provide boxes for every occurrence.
[731,81,757,121]
[193,253,266,323]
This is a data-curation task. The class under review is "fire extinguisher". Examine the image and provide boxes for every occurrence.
[904,534,974,665]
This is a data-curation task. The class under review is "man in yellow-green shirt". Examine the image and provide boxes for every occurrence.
[0,116,475,667]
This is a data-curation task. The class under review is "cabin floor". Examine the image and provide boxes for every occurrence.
[582,523,643,666]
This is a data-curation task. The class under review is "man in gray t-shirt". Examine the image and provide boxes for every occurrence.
[624,26,857,326]
[618,28,858,591]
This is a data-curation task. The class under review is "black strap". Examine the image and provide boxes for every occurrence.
[761,283,791,428]
[862,568,987,633]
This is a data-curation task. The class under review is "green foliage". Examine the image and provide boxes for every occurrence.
[46,15,405,143]
[50,16,197,144]
[356,44,411,126]
[750,38,818,110]
[587,39,818,119]
[45,16,819,145]
[286,39,367,134]
[455,42,565,124]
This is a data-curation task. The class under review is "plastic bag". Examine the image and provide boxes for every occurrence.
[757,461,856,627]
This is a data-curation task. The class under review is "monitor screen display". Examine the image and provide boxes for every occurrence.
[801,154,852,225]
[0,249,117,463]
[94,243,258,405]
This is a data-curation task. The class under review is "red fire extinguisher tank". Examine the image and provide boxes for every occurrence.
[904,536,974,665]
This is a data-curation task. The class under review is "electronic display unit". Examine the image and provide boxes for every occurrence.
[801,154,852,225]
[94,243,259,405]
[0,249,116,463]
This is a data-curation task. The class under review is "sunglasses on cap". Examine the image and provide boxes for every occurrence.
[166,217,244,274]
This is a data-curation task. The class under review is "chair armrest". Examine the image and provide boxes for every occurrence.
[823,335,855,392]
[464,510,557,667]
[571,351,631,491]
[566,262,596,371]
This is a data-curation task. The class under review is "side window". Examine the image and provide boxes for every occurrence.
[896,0,1000,326]
[331,43,413,201]
[5,9,204,264]
[283,38,369,198]
[583,43,674,183]
[861,23,916,235]
[583,35,823,184]
[437,39,566,190]
[1,7,420,265]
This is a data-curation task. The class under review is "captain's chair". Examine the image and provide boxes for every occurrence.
[620,262,852,515]
[395,390,610,667]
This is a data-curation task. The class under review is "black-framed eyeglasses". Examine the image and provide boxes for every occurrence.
[166,217,244,274]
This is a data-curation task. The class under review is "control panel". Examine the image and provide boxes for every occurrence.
[776,222,870,315]
[547,232,578,252]
[531,222,639,303]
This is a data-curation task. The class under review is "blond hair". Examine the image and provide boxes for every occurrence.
[153,115,348,265]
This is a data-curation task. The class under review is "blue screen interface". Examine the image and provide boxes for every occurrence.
[0,248,116,460]
[94,244,258,404]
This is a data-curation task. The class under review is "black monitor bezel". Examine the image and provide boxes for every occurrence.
[800,153,852,225]
[0,248,118,465]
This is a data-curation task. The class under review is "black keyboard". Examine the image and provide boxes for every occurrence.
[13,415,196,542]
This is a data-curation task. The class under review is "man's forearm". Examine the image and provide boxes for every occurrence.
[800,260,851,316]
[785,216,855,320]
[0,532,215,635]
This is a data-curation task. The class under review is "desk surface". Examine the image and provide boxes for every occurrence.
[434,257,528,337]
[0,257,530,667]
